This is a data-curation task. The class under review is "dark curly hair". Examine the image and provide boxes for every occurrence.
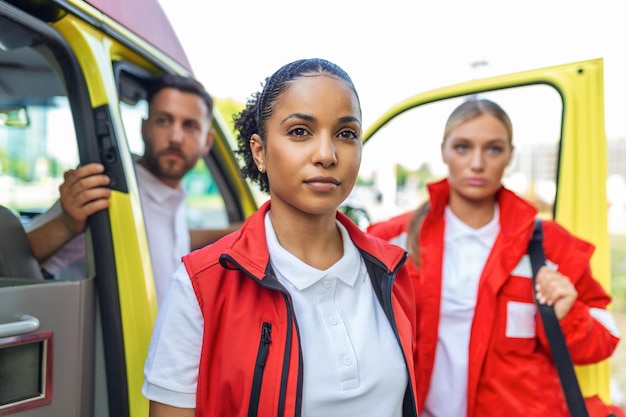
[234,58,360,193]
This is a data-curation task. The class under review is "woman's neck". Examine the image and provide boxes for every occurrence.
[268,206,343,270]
[448,196,497,229]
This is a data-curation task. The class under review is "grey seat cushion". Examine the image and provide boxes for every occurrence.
[0,206,43,279]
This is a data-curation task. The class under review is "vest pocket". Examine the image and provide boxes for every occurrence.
[248,322,272,417]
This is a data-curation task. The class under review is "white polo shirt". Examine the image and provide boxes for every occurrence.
[422,205,499,417]
[143,212,409,416]
[134,160,188,303]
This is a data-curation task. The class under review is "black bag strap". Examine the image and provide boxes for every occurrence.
[528,219,589,417]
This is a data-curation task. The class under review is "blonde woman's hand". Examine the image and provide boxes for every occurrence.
[535,266,578,320]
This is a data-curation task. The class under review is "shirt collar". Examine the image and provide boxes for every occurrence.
[265,212,362,291]
[444,204,500,248]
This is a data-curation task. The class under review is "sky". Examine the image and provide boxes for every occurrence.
[158,0,626,138]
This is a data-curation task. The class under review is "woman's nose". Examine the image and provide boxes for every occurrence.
[470,149,485,170]
[314,135,337,168]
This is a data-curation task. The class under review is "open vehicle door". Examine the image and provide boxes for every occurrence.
[359,58,611,401]
[0,1,256,416]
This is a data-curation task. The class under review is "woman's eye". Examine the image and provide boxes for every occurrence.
[454,144,469,152]
[487,145,504,154]
[288,127,308,136]
[338,129,359,140]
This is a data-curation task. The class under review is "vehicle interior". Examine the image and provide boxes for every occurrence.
[0,2,255,414]
[0,8,108,416]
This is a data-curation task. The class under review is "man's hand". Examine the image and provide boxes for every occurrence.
[26,163,111,263]
[58,163,111,234]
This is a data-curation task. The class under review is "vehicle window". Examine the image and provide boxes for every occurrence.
[0,35,94,284]
[0,52,79,224]
[360,85,562,224]
[118,79,230,229]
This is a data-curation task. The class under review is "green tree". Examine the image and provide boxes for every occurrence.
[396,162,434,189]
[415,162,434,186]
[214,97,245,138]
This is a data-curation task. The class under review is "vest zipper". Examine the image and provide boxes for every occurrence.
[248,322,272,417]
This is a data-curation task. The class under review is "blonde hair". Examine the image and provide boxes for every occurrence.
[406,200,431,267]
[443,98,513,144]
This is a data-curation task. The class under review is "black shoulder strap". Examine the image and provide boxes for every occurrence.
[528,219,589,417]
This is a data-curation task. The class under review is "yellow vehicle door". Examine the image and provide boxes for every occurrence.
[359,58,611,402]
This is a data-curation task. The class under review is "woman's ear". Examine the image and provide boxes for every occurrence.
[249,133,265,168]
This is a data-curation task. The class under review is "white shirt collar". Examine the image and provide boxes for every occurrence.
[444,204,500,248]
[265,212,362,291]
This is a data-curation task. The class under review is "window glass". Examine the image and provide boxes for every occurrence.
[359,85,562,225]
[0,49,79,225]
[0,25,89,283]
[120,99,146,156]
[118,91,229,230]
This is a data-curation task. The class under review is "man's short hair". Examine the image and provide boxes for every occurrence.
[147,74,213,120]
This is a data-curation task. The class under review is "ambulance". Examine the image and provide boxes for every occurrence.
[0,0,615,415]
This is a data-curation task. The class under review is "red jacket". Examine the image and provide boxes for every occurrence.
[367,211,414,251]
[182,201,419,417]
[368,179,620,417]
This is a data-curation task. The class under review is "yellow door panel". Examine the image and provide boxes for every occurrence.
[364,58,611,401]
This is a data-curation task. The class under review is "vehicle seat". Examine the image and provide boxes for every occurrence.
[0,205,43,279]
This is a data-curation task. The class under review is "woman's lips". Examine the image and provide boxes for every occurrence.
[305,176,340,192]
[466,177,486,186]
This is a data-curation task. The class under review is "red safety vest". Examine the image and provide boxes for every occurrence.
[183,201,420,417]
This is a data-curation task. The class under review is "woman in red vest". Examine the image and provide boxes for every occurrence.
[142,58,419,417]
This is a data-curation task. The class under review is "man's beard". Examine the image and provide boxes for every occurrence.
[144,148,191,181]
[157,157,189,180]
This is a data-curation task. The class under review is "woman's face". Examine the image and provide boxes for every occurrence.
[252,74,362,218]
[441,113,513,207]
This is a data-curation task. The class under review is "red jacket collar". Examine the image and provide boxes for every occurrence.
[224,201,407,278]
[427,178,538,238]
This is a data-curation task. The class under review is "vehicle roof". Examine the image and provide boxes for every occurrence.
[84,0,192,73]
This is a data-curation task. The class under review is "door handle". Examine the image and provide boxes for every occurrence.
[0,314,40,338]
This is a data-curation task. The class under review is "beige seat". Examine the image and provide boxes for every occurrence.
[0,205,43,279]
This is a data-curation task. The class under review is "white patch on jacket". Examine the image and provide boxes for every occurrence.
[506,301,537,338]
